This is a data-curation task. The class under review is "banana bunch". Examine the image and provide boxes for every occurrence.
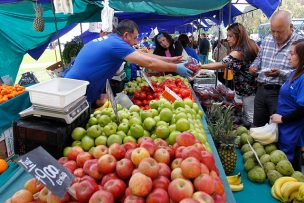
[95,99,110,111]
[227,173,244,192]
[271,176,304,202]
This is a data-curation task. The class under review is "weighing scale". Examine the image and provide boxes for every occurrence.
[19,96,89,124]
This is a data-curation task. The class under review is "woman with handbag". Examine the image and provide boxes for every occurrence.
[271,39,304,171]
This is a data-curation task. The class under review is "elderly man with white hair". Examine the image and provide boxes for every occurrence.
[249,9,304,127]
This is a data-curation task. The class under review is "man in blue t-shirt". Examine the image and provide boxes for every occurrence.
[64,20,192,104]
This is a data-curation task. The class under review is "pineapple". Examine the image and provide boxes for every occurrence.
[206,104,237,174]
[33,4,44,32]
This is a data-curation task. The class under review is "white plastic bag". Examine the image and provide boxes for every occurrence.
[249,121,278,145]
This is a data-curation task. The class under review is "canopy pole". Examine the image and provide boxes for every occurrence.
[224,0,232,87]
[50,1,65,67]
[80,23,83,34]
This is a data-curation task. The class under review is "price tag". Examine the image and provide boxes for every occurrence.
[16,146,75,198]
[162,86,182,102]
[141,71,155,91]
[247,139,263,168]
[106,79,119,123]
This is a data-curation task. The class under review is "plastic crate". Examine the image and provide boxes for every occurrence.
[13,108,89,159]
[26,78,89,108]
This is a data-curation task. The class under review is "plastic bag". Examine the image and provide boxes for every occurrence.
[249,121,278,145]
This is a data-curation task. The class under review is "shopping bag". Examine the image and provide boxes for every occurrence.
[249,121,278,145]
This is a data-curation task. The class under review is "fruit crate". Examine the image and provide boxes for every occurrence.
[13,108,89,159]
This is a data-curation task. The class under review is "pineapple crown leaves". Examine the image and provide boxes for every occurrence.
[206,103,235,145]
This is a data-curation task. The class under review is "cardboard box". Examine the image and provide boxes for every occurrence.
[0,127,14,160]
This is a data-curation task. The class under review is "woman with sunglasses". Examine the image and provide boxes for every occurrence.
[271,39,304,171]
[200,23,259,126]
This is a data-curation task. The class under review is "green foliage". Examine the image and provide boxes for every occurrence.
[62,37,84,65]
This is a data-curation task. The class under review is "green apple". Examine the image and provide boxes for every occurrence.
[173,100,185,109]
[184,98,193,108]
[87,125,102,138]
[88,117,98,126]
[81,135,95,151]
[158,101,172,111]
[103,123,117,136]
[89,147,95,154]
[116,130,127,139]
[130,124,144,138]
[121,118,129,124]
[129,105,141,113]
[198,110,203,117]
[174,112,187,121]
[118,122,130,134]
[166,131,180,145]
[107,134,122,146]
[93,110,102,117]
[168,124,176,133]
[123,136,137,143]
[95,135,107,146]
[156,121,168,127]
[118,110,129,120]
[101,108,113,116]
[117,104,123,111]
[151,134,158,140]
[140,110,152,121]
[175,107,185,113]
[149,109,159,117]
[176,118,190,132]
[110,114,117,122]
[129,117,142,126]
[155,125,170,139]
[159,108,173,123]
[71,127,86,141]
[63,146,72,157]
[98,115,111,127]
[136,77,142,83]
[129,112,140,118]
[143,130,150,137]
[143,117,156,131]
[192,103,199,113]
[154,116,160,123]
[149,100,159,109]
[72,140,82,147]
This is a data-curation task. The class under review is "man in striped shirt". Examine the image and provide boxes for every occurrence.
[249,9,303,127]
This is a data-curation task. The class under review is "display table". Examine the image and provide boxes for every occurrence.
[232,150,280,203]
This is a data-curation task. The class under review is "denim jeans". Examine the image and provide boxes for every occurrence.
[198,54,208,64]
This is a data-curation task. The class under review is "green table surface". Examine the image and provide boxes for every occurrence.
[231,149,280,203]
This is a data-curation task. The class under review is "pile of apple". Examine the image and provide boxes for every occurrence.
[131,78,195,110]
[66,98,211,154]
[6,132,226,203]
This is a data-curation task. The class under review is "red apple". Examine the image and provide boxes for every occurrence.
[76,152,93,168]
[152,176,170,190]
[213,177,225,196]
[89,189,114,203]
[125,149,135,160]
[87,162,103,180]
[74,168,85,177]
[24,178,44,195]
[46,192,70,203]
[158,163,171,178]
[181,157,201,179]
[38,187,49,202]
[176,132,196,146]
[181,146,201,161]
[63,160,77,173]
[83,159,97,174]
[146,188,169,203]
[130,147,150,166]
[172,143,180,151]
[67,146,84,161]
[92,145,108,159]
[153,148,170,164]
[171,158,183,170]
[116,158,135,179]
[58,157,69,165]
[154,138,168,148]
[138,137,153,145]
[101,173,119,186]
[165,146,175,160]
[175,146,186,158]
[109,143,126,160]
[171,168,185,180]
[123,142,137,151]
[140,141,157,156]
[213,194,226,203]
[80,175,97,184]
[200,151,216,171]
[124,195,145,203]
[138,157,159,179]
[104,179,126,199]
[97,154,117,174]
[75,179,99,203]
[194,174,216,195]
[128,172,152,197]
[11,189,33,203]
[168,178,194,203]
[193,191,215,203]
[193,143,206,152]
[180,198,200,203]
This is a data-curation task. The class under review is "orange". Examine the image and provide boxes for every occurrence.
[0,159,8,173]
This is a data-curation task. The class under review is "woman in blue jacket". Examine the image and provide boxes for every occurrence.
[271,39,304,171]
[178,34,200,62]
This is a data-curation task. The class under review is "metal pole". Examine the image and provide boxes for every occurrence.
[80,23,83,34]
[224,0,232,87]
[50,1,65,67]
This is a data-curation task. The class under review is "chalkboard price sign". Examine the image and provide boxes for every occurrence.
[17,146,74,198]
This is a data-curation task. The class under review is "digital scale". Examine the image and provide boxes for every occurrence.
[19,96,89,124]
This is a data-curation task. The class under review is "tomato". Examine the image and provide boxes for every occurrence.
[134,92,140,99]
[172,87,179,94]
[180,89,191,98]
[134,100,142,106]
[142,100,148,105]
[147,95,153,100]
[139,92,147,100]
